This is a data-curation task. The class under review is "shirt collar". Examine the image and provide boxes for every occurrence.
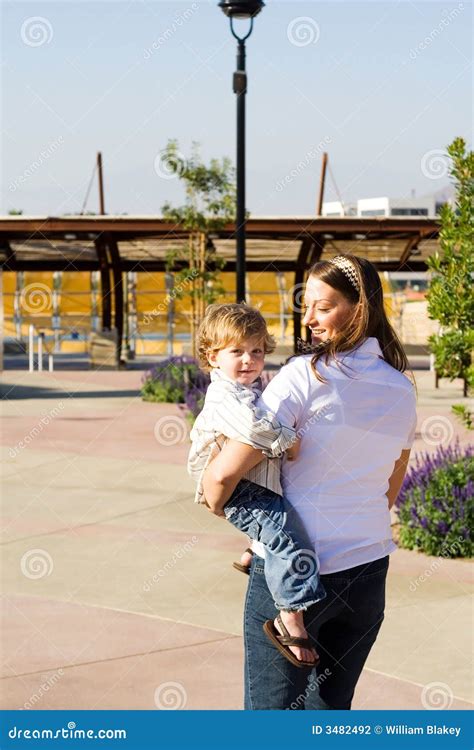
[210,368,263,392]
[355,337,384,358]
[335,337,383,363]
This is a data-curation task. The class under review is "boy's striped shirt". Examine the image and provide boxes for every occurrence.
[188,369,296,504]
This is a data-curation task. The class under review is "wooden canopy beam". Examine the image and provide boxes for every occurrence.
[398,233,422,269]
[94,237,112,330]
[107,236,124,362]
[292,236,326,351]
[0,258,431,273]
[0,215,440,239]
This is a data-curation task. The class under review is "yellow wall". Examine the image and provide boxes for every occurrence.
[3,270,399,356]
[3,272,16,339]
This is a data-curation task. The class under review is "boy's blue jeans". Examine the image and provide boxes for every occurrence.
[223,479,326,611]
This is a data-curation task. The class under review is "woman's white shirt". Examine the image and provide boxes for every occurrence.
[255,337,417,574]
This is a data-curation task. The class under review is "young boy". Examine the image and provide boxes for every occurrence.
[188,303,326,668]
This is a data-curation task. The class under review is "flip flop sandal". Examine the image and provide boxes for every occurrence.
[232,547,253,575]
[263,613,320,669]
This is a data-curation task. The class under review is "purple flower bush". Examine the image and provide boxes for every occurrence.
[141,356,210,421]
[183,366,210,421]
[396,440,473,557]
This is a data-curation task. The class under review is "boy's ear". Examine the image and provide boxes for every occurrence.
[207,350,218,367]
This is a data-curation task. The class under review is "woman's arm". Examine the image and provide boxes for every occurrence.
[387,449,411,509]
[202,439,265,515]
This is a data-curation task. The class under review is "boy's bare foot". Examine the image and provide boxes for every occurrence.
[275,610,319,664]
[240,548,253,568]
[232,547,253,574]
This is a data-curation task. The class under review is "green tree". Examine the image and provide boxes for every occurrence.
[161,140,236,357]
[426,137,474,398]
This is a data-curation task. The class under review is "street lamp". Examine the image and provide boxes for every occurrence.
[218,0,265,303]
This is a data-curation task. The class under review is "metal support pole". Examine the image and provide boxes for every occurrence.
[52,270,61,352]
[15,272,24,341]
[123,270,129,361]
[316,152,328,216]
[29,324,35,372]
[276,271,287,343]
[38,332,44,371]
[234,39,247,303]
[292,237,324,352]
[165,272,175,357]
[91,270,100,332]
[127,271,137,359]
[97,152,105,215]
[95,238,112,330]
[108,238,124,363]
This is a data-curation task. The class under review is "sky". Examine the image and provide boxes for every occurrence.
[2,0,472,216]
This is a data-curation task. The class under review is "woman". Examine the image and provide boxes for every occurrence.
[203,254,417,710]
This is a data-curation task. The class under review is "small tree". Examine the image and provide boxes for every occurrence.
[161,140,236,357]
[426,137,474,397]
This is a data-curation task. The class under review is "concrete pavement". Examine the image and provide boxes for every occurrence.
[1,365,472,710]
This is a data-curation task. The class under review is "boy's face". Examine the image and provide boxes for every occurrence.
[207,336,265,386]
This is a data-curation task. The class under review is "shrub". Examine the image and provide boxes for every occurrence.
[426,137,474,398]
[396,441,473,557]
[141,356,210,422]
[429,329,474,389]
[451,404,473,430]
[141,356,196,403]
[184,368,210,421]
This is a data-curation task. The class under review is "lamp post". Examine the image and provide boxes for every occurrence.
[218,0,264,303]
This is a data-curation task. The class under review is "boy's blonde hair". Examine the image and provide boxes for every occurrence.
[197,303,276,371]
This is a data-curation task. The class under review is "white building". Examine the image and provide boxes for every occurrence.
[321,201,357,217]
[323,189,452,218]
[357,196,436,217]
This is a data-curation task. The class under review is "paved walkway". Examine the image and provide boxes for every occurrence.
[1,365,472,710]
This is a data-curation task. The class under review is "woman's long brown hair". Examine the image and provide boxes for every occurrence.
[296,254,409,382]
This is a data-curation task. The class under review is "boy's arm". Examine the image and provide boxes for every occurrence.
[211,384,296,457]
[203,439,265,514]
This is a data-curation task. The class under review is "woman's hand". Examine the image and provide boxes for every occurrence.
[286,437,301,461]
[202,439,264,515]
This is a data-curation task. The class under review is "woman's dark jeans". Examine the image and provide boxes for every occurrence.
[244,553,389,710]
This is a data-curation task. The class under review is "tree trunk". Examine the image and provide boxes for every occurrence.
[189,232,197,359]
[198,231,206,324]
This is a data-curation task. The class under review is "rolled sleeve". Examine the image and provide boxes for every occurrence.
[213,388,296,455]
[266,423,297,458]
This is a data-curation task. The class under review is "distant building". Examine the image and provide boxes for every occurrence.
[323,188,453,218]
[321,201,357,217]
[357,196,436,217]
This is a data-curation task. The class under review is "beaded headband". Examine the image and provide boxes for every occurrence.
[329,256,361,293]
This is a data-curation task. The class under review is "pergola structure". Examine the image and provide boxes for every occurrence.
[0,215,440,352]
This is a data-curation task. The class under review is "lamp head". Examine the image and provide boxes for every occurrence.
[218,1,265,19]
